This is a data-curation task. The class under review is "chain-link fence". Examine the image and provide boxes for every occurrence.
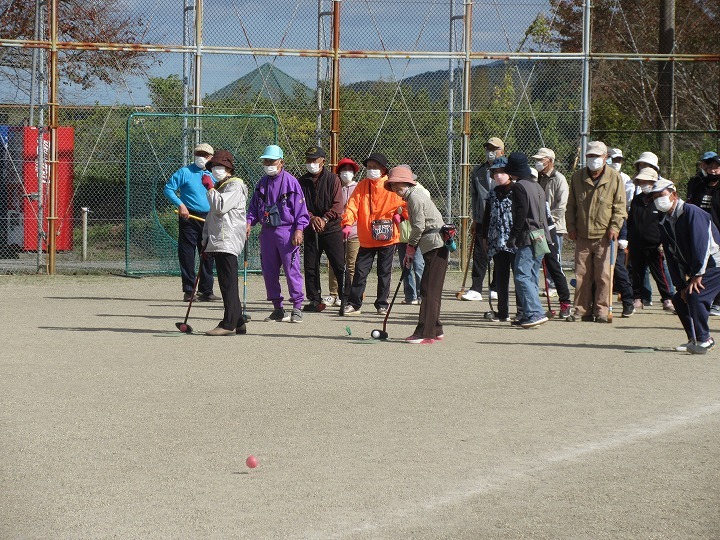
[0,0,717,274]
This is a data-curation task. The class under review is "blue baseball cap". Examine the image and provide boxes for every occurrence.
[489,156,508,170]
[260,144,283,160]
[701,151,718,162]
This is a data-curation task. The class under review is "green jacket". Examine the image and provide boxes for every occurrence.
[566,166,627,240]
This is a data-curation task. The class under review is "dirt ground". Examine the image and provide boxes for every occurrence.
[1,272,719,539]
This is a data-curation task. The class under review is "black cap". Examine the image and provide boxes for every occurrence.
[504,152,532,179]
[305,146,326,159]
[363,152,389,170]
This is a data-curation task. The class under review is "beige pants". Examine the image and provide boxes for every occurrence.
[328,237,360,297]
[573,235,612,318]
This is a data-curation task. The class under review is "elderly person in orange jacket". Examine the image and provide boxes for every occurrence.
[341,152,407,316]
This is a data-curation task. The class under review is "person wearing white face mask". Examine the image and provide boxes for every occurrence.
[465,137,505,302]
[532,147,571,317]
[297,146,346,313]
[607,148,634,211]
[200,150,249,335]
[626,167,675,314]
[566,140,627,322]
[653,178,720,352]
[327,158,361,307]
[163,142,219,302]
[247,144,310,323]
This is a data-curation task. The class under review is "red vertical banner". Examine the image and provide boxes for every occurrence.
[21,126,74,251]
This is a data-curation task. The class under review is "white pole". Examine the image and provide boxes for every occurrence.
[81,207,88,261]
[580,0,591,167]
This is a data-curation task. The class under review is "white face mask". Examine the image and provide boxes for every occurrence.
[366,168,382,180]
[339,171,355,185]
[194,156,208,169]
[263,165,279,177]
[485,151,496,164]
[534,161,545,172]
[640,184,653,194]
[211,166,227,181]
[587,157,605,172]
[306,162,321,174]
[655,195,673,212]
[609,162,622,171]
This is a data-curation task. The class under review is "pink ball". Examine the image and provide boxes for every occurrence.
[246,455,258,469]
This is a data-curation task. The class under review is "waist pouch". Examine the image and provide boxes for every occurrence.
[371,219,394,241]
[529,228,551,256]
[263,203,282,227]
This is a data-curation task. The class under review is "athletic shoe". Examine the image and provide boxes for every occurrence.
[343,305,362,316]
[461,290,483,301]
[205,325,235,336]
[622,305,635,317]
[401,299,420,305]
[498,318,511,323]
[511,318,529,327]
[559,302,572,318]
[676,338,715,352]
[435,334,444,340]
[302,301,324,312]
[710,305,720,317]
[541,288,558,298]
[322,295,336,305]
[521,315,549,328]
[489,290,498,300]
[646,300,654,306]
[290,309,303,323]
[264,309,290,322]
[183,292,197,302]
[377,307,388,315]
[405,335,435,344]
[634,299,643,309]
[197,293,221,302]
[332,297,343,307]
[595,316,610,323]
[663,299,675,312]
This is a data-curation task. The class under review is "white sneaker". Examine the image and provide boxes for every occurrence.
[541,288,557,298]
[675,341,692,352]
[489,290,498,300]
[461,290,483,301]
[322,295,335,305]
[710,305,720,316]
[677,338,715,352]
[343,305,362,316]
[332,297,343,307]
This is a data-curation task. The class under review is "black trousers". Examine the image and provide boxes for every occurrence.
[304,229,345,303]
[542,229,570,304]
[214,252,241,330]
[414,247,449,339]
[178,215,214,295]
[348,244,396,310]
[629,246,673,302]
[470,223,493,292]
[613,247,634,308]
[492,250,515,319]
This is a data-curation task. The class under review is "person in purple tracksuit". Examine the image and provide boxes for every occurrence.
[247,145,310,323]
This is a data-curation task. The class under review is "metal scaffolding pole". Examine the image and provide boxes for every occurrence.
[459,0,472,270]
[192,0,203,145]
[47,0,58,274]
[182,0,193,162]
[447,0,463,223]
[329,0,340,169]
[580,0,591,166]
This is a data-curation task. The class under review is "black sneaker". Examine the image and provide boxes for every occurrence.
[264,309,290,322]
[622,305,635,317]
[198,293,221,302]
[183,292,197,302]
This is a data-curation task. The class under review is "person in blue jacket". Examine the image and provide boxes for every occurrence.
[163,143,219,302]
[653,178,720,352]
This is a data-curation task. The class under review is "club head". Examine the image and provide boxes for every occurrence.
[316,303,326,312]
[483,310,496,320]
[370,329,388,340]
[570,278,577,287]
[455,291,464,300]
[242,313,251,322]
[176,322,193,334]
[687,342,708,355]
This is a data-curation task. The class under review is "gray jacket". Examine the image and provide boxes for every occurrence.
[470,162,492,223]
[202,177,248,257]
[537,168,568,234]
[405,185,445,254]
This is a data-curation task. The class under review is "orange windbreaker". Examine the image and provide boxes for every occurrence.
[341,176,408,248]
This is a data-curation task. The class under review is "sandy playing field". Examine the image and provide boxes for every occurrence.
[1,272,719,539]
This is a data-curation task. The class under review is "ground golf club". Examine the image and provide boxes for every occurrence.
[371,266,409,340]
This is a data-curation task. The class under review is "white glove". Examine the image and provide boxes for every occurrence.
[618,240,628,250]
